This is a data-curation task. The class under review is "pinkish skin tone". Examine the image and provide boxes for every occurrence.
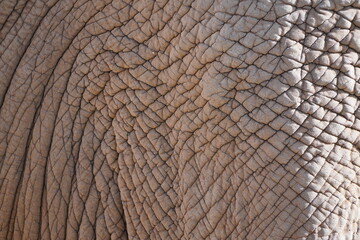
[0,0,360,239]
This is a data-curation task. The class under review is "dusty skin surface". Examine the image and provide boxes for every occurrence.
[1,0,360,239]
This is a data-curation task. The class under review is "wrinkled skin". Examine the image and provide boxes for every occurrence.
[1,0,360,239]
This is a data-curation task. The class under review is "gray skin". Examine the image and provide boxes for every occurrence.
[1,0,360,239]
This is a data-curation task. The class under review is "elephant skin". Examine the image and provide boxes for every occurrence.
[1,0,360,239]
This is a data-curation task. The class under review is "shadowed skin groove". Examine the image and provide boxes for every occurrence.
[1,0,360,239]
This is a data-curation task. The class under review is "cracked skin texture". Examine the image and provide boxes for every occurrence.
[1,0,360,239]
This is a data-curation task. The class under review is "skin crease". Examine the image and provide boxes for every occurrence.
[0,0,360,239]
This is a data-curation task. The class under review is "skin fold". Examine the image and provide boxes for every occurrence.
[0,0,360,239]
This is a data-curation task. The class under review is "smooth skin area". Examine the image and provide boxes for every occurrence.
[1,0,360,239]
